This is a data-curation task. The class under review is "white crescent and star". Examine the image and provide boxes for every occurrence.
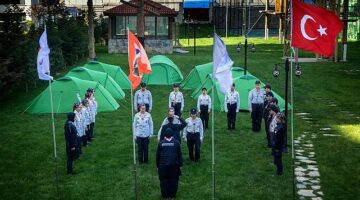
[300,15,328,41]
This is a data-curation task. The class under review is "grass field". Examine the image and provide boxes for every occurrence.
[0,37,359,199]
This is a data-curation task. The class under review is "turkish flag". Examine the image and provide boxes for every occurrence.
[292,0,343,57]
[128,31,152,90]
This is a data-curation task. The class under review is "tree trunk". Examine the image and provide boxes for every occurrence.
[88,0,96,60]
[137,0,145,46]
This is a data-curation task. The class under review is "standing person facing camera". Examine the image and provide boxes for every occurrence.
[134,82,152,112]
[169,83,184,117]
[224,83,240,130]
[197,88,211,129]
[248,80,265,132]
[133,104,153,164]
[183,108,204,162]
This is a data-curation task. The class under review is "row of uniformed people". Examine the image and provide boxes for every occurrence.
[262,89,287,176]
[134,82,212,130]
[64,88,98,175]
[133,105,204,198]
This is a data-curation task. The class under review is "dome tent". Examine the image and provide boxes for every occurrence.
[26,76,119,113]
[66,67,125,100]
[142,55,184,85]
[181,61,246,90]
[83,61,131,90]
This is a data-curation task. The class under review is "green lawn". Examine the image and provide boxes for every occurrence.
[0,39,359,199]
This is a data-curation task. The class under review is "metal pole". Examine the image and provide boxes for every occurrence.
[226,0,228,37]
[211,83,215,200]
[131,87,138,200]
[193,23,196,56]
[244,38,247,75]
[289,0,296,199]
[265,0,269,39]
[49,79,60,200]
[284,58,289,153]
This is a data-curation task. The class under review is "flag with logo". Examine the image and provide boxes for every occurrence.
[291,0,343,57]
[128,31,151,90]
[36,28,53,80]
[213,33,233,94]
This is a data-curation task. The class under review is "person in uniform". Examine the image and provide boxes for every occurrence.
[169,83,184,117]
[64,112,78,175]
[197,88,211,129]
[133,104,153,164]
[156,128,183,199]
[159,115,187,143]
[248,80,266,132]
[86,88,98,141]
[73,102,85,156]
[268,104,280,149]
[158,107,181,141]
[134,82,152,112]
[81,99,91,146]
[263,92,274,147]
[224,83,240,130]
[273,112,286,175]
[183,108,204,162]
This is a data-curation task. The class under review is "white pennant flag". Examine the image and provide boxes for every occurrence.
[37,28,53,81]
[213,33,233,94]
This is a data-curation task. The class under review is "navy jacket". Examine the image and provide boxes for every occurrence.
[156,138,183,168]
[160,117,187,142]
[64,121,77,156]
[274,123,286,150]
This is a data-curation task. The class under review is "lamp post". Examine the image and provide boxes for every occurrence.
[272,59,301,151]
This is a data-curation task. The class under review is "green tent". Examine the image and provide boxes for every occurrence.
[83,61,131,90]
[180,62,247,90]
[191,74,289,111]
[26,76,119,113]
[142,55,184,85]
[66,67,125,100]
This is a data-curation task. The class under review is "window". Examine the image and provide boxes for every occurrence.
[145,16,156,37]
[157,17,168,37]
[115,16,137,37]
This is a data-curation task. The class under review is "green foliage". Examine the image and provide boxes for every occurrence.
[0,3,89,100]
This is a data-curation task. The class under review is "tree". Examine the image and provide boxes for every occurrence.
[136,0,145,46]
[87,0,96,60]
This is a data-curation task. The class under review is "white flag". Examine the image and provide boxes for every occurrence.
[37,28,53,81]
[213,33,233,94]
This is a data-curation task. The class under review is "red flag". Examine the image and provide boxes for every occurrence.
[292,0,343,57]
[128,31,151,90]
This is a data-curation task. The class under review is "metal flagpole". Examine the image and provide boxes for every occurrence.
[131,86,138,199]
[48,79,60,200]
[211,84,215,200]
[289,0,296,199]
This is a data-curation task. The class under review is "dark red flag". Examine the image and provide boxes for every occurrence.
[292,0,343,57]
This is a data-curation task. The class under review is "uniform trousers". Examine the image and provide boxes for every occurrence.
[186,132,201,162]
[200,105,209,129]
[227,103,237,130]
[136,136,149,163]
[172,103,182,117]
[158,165,181,198]
[251,103,264,132]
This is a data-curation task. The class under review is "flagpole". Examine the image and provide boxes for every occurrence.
[48,79,60,200]
[130,85,138,200]
[211,84,215,200]
[211,33,216,200]
[289,0,296,199]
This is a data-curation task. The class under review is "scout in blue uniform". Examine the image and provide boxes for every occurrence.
[169,83,184,117]
[133,104,153,164]
[224,83,240,130]
[134,82,152,112]
[197,88,211,129]
[248,80,266,132]
[183,108,204,162]
[156,128,183,198]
